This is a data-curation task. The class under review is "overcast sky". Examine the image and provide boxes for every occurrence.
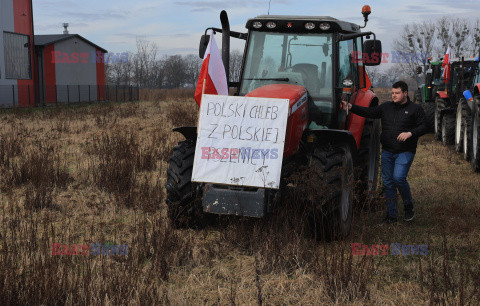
[32,0,478,56]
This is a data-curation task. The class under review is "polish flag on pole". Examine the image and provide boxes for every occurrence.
[194,31,228,106]
[442,47,451,84]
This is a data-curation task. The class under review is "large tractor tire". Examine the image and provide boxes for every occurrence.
[357,117,381,203]
[308,144,354,241]
[435,97,446,141]
[441,112,455,146]
[463,105,473,161]
[422,102,435,133]
[471,98,480,172]
[454,99,467,152]
[165,140,213,228]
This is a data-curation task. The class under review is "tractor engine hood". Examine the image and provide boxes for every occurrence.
[246,84,309,158]
[245,84,308,115]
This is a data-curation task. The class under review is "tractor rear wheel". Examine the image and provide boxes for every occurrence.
[435,97,446,141]
[357,117,381,203]
[441,112,455,146]
[308,144,354,241]
[165,140,213,228]
[422,102,435,133]
[471,98,480,172]
[454,99,466,152]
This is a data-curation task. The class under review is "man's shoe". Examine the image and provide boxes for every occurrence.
[382,214,398,224]
[404,208,415,221]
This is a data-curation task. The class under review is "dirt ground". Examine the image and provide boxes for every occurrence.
[0,95,479,304]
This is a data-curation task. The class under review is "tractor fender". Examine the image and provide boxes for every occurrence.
[474,83,480,96]
[173,126,197,140]
[348,90,378,148]
[309,129,358,164]
[437,91,448,99]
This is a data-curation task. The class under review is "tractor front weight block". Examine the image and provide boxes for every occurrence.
[202,184,274,218]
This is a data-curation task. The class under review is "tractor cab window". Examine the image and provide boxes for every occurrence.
[240,31,333,122]
[338,39,354,87]
[432,64,443,85]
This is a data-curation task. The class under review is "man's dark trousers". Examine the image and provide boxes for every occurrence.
[381,150,415,218]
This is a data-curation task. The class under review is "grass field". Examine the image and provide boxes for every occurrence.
[1,93,479,304]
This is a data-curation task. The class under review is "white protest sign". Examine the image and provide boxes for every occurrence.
[191,94,289,189]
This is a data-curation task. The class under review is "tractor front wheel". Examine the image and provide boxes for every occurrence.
[471,98,480,172]
[435,97,446,141]
[441,112,455,146]
[309,144,354,240]
[463,105,473,161]
[454,99,466,152]
[422,102,435,133]
[165,139,213,228]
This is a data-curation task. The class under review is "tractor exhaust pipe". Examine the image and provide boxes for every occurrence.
[220,10,230,83]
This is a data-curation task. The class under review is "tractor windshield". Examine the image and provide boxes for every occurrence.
[240,31,333,106]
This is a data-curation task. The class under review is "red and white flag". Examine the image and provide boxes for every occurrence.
[442,47,451,84]
[194,32,228,106]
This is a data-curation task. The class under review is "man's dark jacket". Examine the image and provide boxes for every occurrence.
[350,97,428,154]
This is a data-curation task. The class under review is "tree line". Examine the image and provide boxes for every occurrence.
[107,16,480,90]
[105,39,243,88]
[367,16,480,88]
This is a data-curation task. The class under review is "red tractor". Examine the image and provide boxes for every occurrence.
[166,6,383,239]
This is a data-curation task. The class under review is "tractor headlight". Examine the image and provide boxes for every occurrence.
[319,23,331,30]
[305,22,315,30]
[253,21,262,29]
[266,21,276,29]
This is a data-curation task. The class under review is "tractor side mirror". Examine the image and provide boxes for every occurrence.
[363,39,382,66]
[199,34,210,59]
[416,66,423,74]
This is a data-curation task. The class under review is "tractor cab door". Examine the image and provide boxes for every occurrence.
[336,37,365,130]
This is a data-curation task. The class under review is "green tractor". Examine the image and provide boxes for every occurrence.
[413,60,444,132]
[434,58,480,147]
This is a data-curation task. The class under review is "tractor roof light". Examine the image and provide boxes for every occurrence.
[362,5,371,16]
[319,23,330,30]
[253,21,262,29]
[305,22,315,30]
[266,21,276,29]
[360,5,372,28]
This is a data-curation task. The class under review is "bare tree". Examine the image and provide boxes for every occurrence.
[436,17,471,58]
[393,21,437,85]
[183,54,203,87]
[471,18,480,58]
[133,38,159,88]
[229,50,243,82]
[366,66,380,88]
[106,52,134,86]
[163,55,187,88]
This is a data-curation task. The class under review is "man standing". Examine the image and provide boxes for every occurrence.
[341,81,428,223]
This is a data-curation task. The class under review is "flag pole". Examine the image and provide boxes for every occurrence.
[197,78,206,132]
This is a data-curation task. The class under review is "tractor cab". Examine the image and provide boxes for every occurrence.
[238,14,381,129]
[445,59,480,104]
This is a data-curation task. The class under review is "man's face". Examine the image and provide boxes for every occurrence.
[392,87,407,103]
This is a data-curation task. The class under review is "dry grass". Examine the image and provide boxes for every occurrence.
[0,91,480,304]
